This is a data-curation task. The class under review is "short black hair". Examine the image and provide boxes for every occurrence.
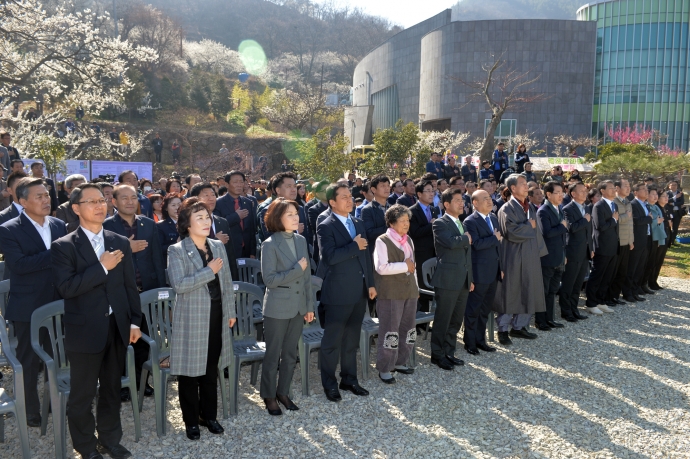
[421,172,437,182]
[402,178,414,187]
[10,159,24,168]
[448,176,464,186]
[614,179,628,188]
[16,178,46,202]
[224,170,246,183]
[568,182,584,196]
[415,180,433,196]
[7,171,27,189]
[369,174,390,190]
[189,182,216,197]
[69,183,103,207]
[543,181,562,196]
[118,170,137,183]
[597,180,614,192]
[633,182,648,192]
[326,182,349,205]
[441,188,463,207]
[177,197,211,238]
[270,172,297,191]
[30,162,43,170]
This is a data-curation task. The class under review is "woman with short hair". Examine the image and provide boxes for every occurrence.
[372,204,418,384]
[157,192,183,264]
[167,198,236,440]
[259,197,313,415]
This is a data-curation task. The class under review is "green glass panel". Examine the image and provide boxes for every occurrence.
[651,13,658,21]
[613,16,620,26]
[613,2,620,16]
[637,0,645,13]
[644,0,652,14]
[660,0,667,14]
[651,0,659,14]
[643,13,650,22]
[620,1,628,15]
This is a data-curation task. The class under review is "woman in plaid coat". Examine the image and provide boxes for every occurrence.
[167,198,236,441]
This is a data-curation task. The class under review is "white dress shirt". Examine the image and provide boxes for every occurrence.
[25,214,51,250]
[12,201,23,214]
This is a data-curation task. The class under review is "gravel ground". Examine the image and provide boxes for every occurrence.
[2,276,690,458]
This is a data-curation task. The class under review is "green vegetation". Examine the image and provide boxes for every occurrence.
[661,243,690,279]
[294,128,357,182]
[594,142,690,183]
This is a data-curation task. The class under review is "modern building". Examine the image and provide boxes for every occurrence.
[577,0,690,150]
[345,9,598,152]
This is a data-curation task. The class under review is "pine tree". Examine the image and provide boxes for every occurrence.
[210,77,232,120]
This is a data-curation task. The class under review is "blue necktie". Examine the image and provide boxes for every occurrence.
[485,215,492,232]
[345,218,356,239]
[611,202,617,213]
[425,206,432,222]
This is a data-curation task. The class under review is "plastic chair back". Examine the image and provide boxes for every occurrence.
[232,282,264,342]
[236,258,264,288]
[421,257,437,290]
[139,288,175,359]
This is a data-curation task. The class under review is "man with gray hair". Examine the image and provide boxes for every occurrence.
[493,174,547,345]
[55,174,87,232]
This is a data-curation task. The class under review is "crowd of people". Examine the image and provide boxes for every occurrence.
[0,139,686,458]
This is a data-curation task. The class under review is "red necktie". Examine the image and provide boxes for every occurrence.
[235,198,244,230]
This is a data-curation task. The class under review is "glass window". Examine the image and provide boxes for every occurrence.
[651,0,659,13]
[660,0,667,13]
[618,70,626,84]
[663,69,671,84]
[604,27,612,52]
[650,23,658,48]
[620,1,628,15]
[673,22,682,47]
[619,51,627,67]
[644,0,652,13]
[640,67,649,83]
[658,23,666,48]
[626,24,635,49]
[613,1,620,16]
[610,26,619,50]
[666,22,675,47]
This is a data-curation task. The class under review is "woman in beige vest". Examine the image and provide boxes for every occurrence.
[373,204,419,384]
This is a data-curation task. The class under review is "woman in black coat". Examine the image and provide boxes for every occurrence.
[157,192,183,265]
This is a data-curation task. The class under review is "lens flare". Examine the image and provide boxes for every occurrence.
[238,40,267,75]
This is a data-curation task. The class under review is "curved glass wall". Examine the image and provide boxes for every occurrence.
[577,0,690,150]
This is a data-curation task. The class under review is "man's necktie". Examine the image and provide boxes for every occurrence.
[345,218,356,239]
[209,224,215,239]
[234,198,244,230]
[424,206,432,223]
[485,215,492,232]
[456,219,465,235]
[611,202,618,213]
[91,235,102,255]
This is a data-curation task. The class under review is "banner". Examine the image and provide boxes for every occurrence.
[61,160,91,181]
[529,157,595,172]
[91,161,153,182]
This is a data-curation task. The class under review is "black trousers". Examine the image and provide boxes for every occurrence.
[627,236,650,296]
[559,257,589,318]
[319,286,367,391]
[641,240,659,287]
[13,321,52,417]
[415,250,434,313]
[130,316,149,390]
[609,244,630,299]
[463,280,497,348]
[536,266,563,325]
[67,315,126,455]
[586,253,618,308]
[431,286,469,361]
[649,241,669,287]
[177,300,222,426]
[671,213,683,241]
[155,150,162,163]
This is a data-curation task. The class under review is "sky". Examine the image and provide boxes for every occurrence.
[316,0,458,28]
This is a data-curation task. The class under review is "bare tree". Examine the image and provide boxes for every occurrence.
[551,134,600,157]
[450,51,548,162]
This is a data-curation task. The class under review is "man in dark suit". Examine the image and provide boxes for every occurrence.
[560,182,592,322]
[213,171,257,259]
[387,179,403,205]
[103,184,165,400]
[396,179,417,207]
[28,162,59,213]
[535,181,568,331]
[118,170,152,219]
[361,174,391,255]
[317,183,376,402]
[257,172,310,244]
[430,188,473,371]
[626,183,653,300]
[51,183,142,459]
[0,173,30,282]
[667,180,685,242]
[0,178,67,426]
[56,174,87,233]
[307,181,329,264]
[408,180,439,314]
[585,180,619,315]
[463,190,500,355]
[190,183,239,281]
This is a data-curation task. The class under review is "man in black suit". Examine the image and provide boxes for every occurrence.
[51,183,142,459]
[585,180,619,315]
[257,172,310,244]
[0,173,30,282]
[307,181,329,264]
[395,179,417,207]
[430,188,473,371]
[387,179,403,206]
[462,190,500,355]
[213,171,257,259]
[317,183,376,402]
[408,180,439,314]
[56,174,87,233]
[0,178,67,426]
[667,180,685,242]
[626,183,653,300]
[190,183,239,281]
[103,184,165,400]
[559,182,592,322]
[535,181,568,331]
[361,174,391,255]
[28,162,59,213]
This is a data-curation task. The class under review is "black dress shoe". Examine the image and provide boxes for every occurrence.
[82,451,104,459]
[0,371,3,380]
[476,343,496,352]
[641,285,655,294]
[547,321,564,328]
[200,417,225,434]
[510,328,538,339]
[573,311,588,320]
[445,355,465,366]
[535,323,552,331]
[144,383,154,397]
[497,331,513,345]
[650,284,663,290]
[26,414,41,427]
[264,398,283,415]
[430,357,454,370]
[339,382,369,396]
[612,298,626,305]
[393,366,415,374]
[379,373,396,384]
[119,388,131,403]
[633,295,646,302]
[623,295,638,303]
[563,316,578,323]
[96,441,132,459]
[276,394,299,411]
[185,425,200,440]
[464,345,479,355]
[324,389,342,402]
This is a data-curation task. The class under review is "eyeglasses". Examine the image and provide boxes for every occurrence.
[77,199,107,206]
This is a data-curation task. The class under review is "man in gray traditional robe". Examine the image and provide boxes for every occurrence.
[493,174,548,345]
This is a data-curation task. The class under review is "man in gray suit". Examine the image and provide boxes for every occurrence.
[430,188,473,371]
